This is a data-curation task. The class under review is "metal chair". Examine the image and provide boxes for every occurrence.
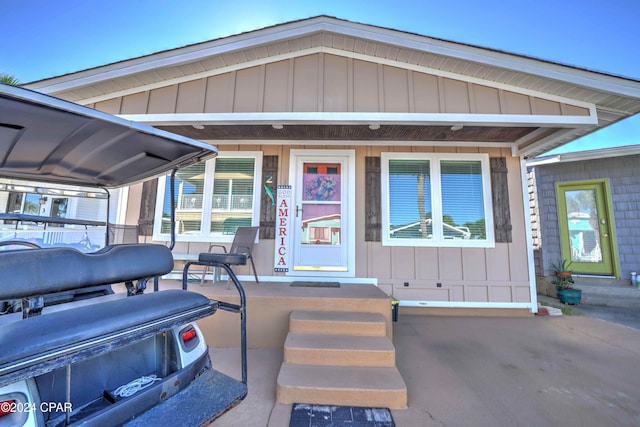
[201,226,259,287]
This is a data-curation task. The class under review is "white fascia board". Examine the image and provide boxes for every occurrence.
[27,19,334,94]
[312,18,640,98]
[333,19,640,98]
[514,128,583,158]
[119,112,598,127]
[527,144,640,166]
[29,16,640,103]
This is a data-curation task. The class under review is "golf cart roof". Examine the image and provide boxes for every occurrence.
[0,84,216,188]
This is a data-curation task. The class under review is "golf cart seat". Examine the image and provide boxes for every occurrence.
[0,244,218,387]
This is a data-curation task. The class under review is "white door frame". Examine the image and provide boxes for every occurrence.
[288,149,356,277]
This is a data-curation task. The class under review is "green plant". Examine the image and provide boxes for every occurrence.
[552,275,575,290]
[0,73,20,85]
[551,258,573,273]
[550,258,575,290]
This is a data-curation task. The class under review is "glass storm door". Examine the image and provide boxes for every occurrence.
[557,181,614,276]
[291,151,353,275]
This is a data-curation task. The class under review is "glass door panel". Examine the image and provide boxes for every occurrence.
[301,163,342,246]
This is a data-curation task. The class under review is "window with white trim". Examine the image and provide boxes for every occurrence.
[381,152,494,247]
[154,152,262,242]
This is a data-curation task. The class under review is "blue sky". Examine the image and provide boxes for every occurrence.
[2,0,639,155]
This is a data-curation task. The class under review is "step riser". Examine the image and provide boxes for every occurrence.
[276,386,407,409]
[284,347,395,367]
[289,311,387,337]
[277,311,408,409]
[290,320,386,337]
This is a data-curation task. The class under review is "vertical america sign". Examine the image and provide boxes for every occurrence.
[274,185,292,272]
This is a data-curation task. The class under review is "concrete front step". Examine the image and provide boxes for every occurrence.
[575,283,640,308]
[289,310,387,337]
[284,333,396,367]
[276,363,408,409]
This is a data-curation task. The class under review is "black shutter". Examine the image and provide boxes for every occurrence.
[138,179,158,237]
[365,157,381,242]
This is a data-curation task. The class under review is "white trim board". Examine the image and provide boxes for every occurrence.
[400,300,537,313]
[119,112,598,127]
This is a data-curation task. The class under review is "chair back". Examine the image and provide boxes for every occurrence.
[229,226,259,255]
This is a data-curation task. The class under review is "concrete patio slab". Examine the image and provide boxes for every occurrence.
[209,313,640,427]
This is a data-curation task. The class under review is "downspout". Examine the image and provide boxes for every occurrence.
[520,157,538,313]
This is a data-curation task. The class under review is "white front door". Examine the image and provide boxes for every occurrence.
[289,149,355,277]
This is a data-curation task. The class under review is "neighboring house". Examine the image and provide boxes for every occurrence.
[24,16,640,313]
[527,144,640,282]
[0,181,122,248]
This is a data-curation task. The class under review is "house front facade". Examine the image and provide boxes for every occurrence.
[26,16,640,313]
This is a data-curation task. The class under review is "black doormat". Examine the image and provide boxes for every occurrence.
[290,281,340,288]
[289,404,394,426]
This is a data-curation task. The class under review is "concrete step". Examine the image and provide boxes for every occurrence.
[289,310,387,337]
[284,333,395,367]
[575,283,640,308]
[276,363,407,409]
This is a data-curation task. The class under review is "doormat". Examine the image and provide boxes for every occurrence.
[290,281,340,288]
[289,403,394,427]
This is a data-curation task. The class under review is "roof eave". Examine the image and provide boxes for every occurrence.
[26,16,640,101]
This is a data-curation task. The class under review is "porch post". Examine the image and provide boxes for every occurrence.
[520,157,538,313]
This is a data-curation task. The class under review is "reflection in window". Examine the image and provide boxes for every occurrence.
[161,162,205,234]
[158,154,260,238]
[441,160,485,240]
[565,190,601,263]
[211,158,255,234]
[387,159,432,240]
[301,203,341,245]
[382,153,493,247]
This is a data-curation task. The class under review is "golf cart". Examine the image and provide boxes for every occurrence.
[0,84,248,426]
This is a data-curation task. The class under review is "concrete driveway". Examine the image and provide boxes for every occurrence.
[211,313,640,427]
[392,314,640,427]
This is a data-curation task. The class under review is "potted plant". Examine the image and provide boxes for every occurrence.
[551,258,582,305]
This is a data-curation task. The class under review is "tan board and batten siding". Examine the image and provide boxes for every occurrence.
[91,53,587,306]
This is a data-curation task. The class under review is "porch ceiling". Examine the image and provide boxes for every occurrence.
[156,123,536,144]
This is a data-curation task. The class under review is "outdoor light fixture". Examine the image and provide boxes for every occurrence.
[272,124,284,130]
[450,125,464,131]
[369,124,381,130]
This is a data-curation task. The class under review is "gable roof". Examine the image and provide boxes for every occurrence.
[26,16,640,158]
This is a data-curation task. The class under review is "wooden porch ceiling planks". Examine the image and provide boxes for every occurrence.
[156,124,535,142]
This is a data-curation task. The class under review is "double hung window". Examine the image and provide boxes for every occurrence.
[154,152,262,241]
[381,153,494,247]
